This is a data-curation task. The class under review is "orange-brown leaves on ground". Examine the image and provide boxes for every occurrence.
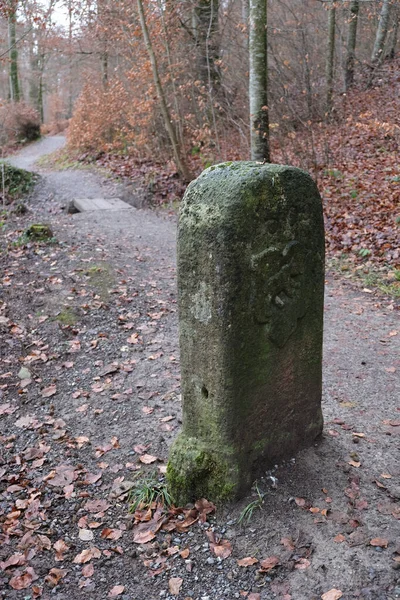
[73,547,101,564]
[206,530,232,559]
[259,556,280,572]
[53,539,70,561]
[237,557,259,567]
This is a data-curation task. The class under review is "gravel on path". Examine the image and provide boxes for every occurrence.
[0,138,399,600]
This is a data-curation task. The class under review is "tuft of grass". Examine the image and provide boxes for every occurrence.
[55,306,78,326]
[128,472,172,512]
[238,483,265,525]
[36,148,87,171]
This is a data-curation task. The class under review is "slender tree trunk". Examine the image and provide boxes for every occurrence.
[345,0,359,90]
[29,41,40,109]
[98,0,109,88]
[249,0,270,162]
[136,0,191,182]
[8,1,20,102]
[68,0,73,117]
[388,4,399,59]
[242,0,249,24]
[157,0,184,147]
[371,0,391,64]
[326,0,336,116]
[194,0,220,90]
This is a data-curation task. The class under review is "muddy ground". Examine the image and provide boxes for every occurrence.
[0,137,399,600]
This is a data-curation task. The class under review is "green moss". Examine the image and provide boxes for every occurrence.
[14,223,55,246]
[54,306,78,326]
[84,262,115,301]
[167,435,236,505]
[25,223,53,240]
[0,162,39,202]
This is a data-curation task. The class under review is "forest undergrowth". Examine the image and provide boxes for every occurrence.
[50,58,399,297]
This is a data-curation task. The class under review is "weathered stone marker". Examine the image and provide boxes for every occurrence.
[167,162,325,504]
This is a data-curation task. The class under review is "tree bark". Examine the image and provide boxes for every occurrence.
[194,0,220,91]
[8,0,20,102]
[345,0,359,90]
[371,0,391,64]
[325,0,336,116]
[249,0,270,162]
[136,0,191,182]
[388,4,399,59]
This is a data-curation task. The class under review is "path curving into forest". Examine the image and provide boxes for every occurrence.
[0,137,399,600]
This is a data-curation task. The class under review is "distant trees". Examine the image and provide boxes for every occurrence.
[1,0,398,173]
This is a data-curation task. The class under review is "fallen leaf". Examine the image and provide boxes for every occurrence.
[139,454,158,464]
[248,595,261,600]
[348,460,361,468]
[294,558,311,570]
[9,567,38,590]
[44,568,67,587]
[41,384,57,398]
[73,547,101,564]
[237,557,259,567]
[295,497,306,507]
[79,529,94,541]
[53,539,69,561]
[370,538,388,548]
[82,563,94,577]
[321,590,343,600]
[195,498,216,522]
[0,552,26,570]
[84,499,110,513]
[108,585,125,597]
[169,577,183,595]
[47,465,77,487]
[101,528,122,540]
[334,534,346,543]
[259,556,280,571]
[280,537,295,551]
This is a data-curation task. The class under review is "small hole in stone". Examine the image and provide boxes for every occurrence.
[201,385,209,399]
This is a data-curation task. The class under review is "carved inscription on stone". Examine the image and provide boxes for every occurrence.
[251,240,309,347]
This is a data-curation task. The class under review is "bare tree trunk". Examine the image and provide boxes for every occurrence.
[388,4,399,59]
[68,0,73,117]
[194,0,220,90]
[371,0,391,64]
[98,0,109,88]
[326,0,336,116]
[345,0,359,90]
[136,0,191,182]
[249,0,270,161]
[8,0,20,102]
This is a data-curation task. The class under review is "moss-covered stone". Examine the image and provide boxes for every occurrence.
[25,223,53,241]
[0,162,38,203]
[167,162,325,504]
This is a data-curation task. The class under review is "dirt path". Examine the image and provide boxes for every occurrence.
[0,138,399,600]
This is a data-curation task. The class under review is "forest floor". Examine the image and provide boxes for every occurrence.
[0,137,399,600]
